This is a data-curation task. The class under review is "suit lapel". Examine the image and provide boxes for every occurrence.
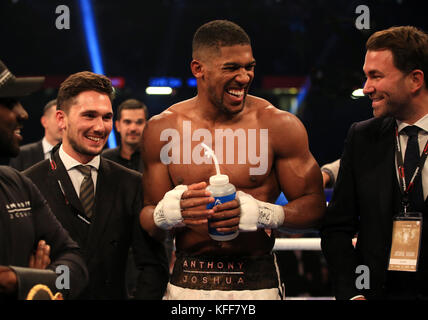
[36,140,44,162]
[50,149,85,215]
[373,118,401,247]
[85,158,116,262]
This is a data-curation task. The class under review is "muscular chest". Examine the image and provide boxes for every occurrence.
[162,120,274,188]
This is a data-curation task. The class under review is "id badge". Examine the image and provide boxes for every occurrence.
[388,212,423,272]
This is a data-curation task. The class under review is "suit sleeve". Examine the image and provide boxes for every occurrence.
[320,123,362,300]
[131,178,169,299]
[26,175,89,299]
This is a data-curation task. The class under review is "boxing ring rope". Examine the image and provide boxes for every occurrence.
[273,238,321,251]
[169,236,349,299]
[271,237,358,300]
[272,237,332,300]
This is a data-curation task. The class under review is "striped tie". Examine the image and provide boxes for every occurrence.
[76,165,94,218]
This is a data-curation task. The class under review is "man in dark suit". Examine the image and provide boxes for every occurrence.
[0,59,88,300]
[10,99,62,171]
[24,71,169,299]
[321,26,428,300]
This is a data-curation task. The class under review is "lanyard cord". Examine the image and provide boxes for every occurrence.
[394,125,428,211]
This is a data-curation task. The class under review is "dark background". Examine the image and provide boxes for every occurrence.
[1,0,426,166]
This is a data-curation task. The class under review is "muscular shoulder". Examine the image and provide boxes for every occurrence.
[147,98,194,128]
[249,98,308,156]
[246,95,299,128]
[142,99,195,156]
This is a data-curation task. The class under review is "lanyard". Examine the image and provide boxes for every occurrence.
[394,125,428,213]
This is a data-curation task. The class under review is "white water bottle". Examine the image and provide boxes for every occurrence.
[206,174,239,241]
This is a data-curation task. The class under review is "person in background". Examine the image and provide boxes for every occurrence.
[102,98,147,173]
[10,99,63,171]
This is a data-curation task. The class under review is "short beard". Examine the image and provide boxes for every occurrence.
[68,134,103,157]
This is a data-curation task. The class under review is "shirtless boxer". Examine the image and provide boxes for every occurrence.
[140,20,326,300]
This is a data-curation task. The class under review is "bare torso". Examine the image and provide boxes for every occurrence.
[162,95,281,256]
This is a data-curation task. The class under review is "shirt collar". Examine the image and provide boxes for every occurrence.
[42,137,54,155]
[396,113,428,134]
[59,144,100,171]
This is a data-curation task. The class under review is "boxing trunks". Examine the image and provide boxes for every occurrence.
[164,253,284,300]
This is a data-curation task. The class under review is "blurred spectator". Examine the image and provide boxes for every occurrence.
[102,98,147,172]
[9,99,62,171]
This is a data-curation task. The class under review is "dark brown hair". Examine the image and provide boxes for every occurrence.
[366,26,428,82]
[57,71,115,113]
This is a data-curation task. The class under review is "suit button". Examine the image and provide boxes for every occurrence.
[110,240,118,247]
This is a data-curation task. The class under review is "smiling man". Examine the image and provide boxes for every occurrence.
[321,26,428,300]
[23,71,169,299]
[140,20,325,300]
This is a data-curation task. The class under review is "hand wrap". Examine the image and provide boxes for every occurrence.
[237,190,284,231]
[153,185,188,230]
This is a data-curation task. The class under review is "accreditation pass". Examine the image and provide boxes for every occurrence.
[388,213,422,272]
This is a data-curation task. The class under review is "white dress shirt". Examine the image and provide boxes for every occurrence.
[58,144,100,196]
[41,137,55,160]
[396,113,428,200]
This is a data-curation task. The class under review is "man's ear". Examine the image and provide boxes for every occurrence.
[408,69,425,93]
[191,59,204,78]
[115,120,121,133]
[40,115,47,129]
[56,110,66,131]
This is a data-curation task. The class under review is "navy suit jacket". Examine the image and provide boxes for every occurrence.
[23,147,169,299]
[321,117,403,299]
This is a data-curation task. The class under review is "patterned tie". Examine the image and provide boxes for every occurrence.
[402,125,425,212]
[76,165,94,218]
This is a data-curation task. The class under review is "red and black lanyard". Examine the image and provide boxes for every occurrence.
[394,125,428,213]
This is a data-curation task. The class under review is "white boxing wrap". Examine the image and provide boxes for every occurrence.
[153,185,188,230]
[236,190,285,231]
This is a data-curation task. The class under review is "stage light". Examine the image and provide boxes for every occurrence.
[351,88,365,98]
[146,87,173,95]
[79,0,117,148]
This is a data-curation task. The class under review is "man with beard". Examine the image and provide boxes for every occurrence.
[0,59,88,300]
[24,71,169,299]
[321,26,428,300]
[140,20,325,299]
[102,98,147,173]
